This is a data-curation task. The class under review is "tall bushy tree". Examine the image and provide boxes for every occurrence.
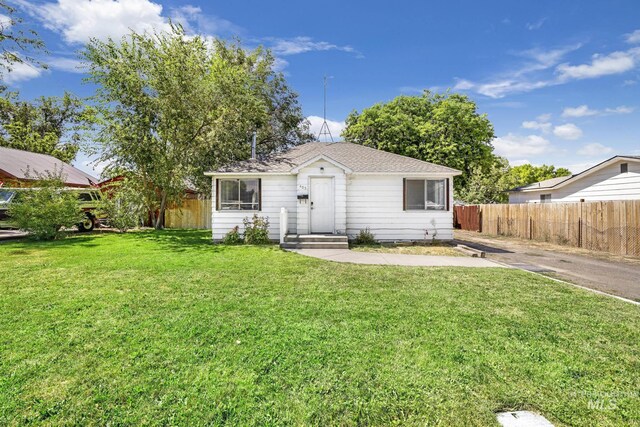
[458,160,572,204]
[501,164,572,190]
[343,91,495,190]
[0,92,93,162]
[457,157,511,204]
[83,25,311,229]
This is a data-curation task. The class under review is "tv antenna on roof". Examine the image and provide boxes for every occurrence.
[317,75,334,142]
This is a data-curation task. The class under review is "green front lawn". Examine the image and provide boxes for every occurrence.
[1,231,638,426]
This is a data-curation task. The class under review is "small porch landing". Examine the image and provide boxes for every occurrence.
[280,234,349,250]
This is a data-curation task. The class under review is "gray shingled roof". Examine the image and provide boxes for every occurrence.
[509,155,640,192]
[0,146,97,186]
[212,142,461,174]
[513,175,573,191]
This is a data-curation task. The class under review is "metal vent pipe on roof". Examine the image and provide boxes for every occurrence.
[251,131,257,159]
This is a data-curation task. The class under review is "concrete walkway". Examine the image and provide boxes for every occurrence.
[289,248,502,267]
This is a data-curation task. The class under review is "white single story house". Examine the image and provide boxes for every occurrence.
[205,142,461,242]
[508,155,640,204]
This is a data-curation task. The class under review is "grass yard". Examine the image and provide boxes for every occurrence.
[351,243,462,256]
[1,230,639,426]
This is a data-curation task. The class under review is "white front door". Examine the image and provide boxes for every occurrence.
[310,177,334,233]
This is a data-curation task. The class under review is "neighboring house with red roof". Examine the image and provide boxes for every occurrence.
[508,155,640,204]
[205,141,461,243]
[0,146,97,188]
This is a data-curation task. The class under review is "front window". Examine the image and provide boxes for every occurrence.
[219,179,260,211]
[540,194,552,203]
[404,179,447,211]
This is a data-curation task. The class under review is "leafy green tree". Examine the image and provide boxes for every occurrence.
[456,157,511,204]
[0,1,46,82]
[343,91,495,190]
[0,92,94,163]
[83,25,311,229]
[500,164,572,191]
[98,178,145,232]
[457,160,572,204]
[7,173,84,239]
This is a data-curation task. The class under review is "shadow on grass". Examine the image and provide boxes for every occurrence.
[1,235,100,252]
[2,228,257,254]
[127,229,226,253]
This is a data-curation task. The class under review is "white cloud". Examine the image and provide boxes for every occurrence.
[510,159,531,166]
[537,113,552,121]
[556,49,640,80]
[47,57,84,73]
[0,13,12,28]
[562,104,634,117]
[271,57,289,73]
[577,143,614,156]
[562,105,598,118]
[170,5,241,36]
[522,120,552,133]
[307,116,345,141]
[20,0,172,44]
[604,105,634,114]
[526,17,547,31]
[446,32,640,98]
[472,78,553,99]
[553,123,583,140]
[492,133,553,158]
[268,36,356,56]
[626,29,640,44]
[1,59,44,83]
[453,79,474,90]
[452,44,580,98]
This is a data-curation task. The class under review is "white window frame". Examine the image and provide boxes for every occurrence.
[404,178,448,211]
[218,178,261,211]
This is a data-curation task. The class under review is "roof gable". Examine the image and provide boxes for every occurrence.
[207,142,461,175]
[290,154,353,173]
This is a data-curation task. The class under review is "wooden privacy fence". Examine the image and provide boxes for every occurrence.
[453,205,481,232]
[456,201,640,257]
[164,198,212,229]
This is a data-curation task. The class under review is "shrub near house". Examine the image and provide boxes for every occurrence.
[7,178,85,240]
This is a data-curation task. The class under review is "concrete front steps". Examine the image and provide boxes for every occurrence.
[280,234,349,249]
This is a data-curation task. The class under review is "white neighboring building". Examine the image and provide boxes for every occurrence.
[205,142,461,242]
[508,156,640,204]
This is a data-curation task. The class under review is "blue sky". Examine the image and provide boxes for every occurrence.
[4,0,640,177]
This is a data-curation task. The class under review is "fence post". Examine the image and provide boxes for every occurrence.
[529,216,533,240]
[279,207,288,244]
[578,217,582,248]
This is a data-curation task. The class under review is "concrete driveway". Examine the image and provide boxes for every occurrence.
[455,230,640,302]
[289,248,501,267]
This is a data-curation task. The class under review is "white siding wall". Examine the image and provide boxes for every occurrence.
[211,175,297,241]
[508,160,640,203]
[295,160,347,234]
[346,174,454,241]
